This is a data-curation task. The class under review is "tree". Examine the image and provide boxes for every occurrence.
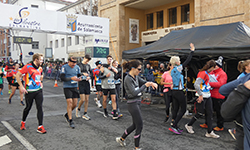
[75,0,98,16]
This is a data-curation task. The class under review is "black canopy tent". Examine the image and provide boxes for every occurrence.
[122,22,250,81]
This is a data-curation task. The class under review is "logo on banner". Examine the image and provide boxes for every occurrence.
[66,14,78,32]
[94,38,108,44]
[9,7,41,29]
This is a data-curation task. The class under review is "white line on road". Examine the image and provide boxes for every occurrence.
[1,121,36,150]
[96,110,113,117]
[0,135,12,147]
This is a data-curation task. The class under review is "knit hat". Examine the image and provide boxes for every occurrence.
[215,56,223,68]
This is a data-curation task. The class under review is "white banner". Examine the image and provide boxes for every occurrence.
[129,18,139,43]
[0,3,109,37]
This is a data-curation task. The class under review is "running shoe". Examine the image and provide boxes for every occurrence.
[200,123,208,128]
[118,113,123,118]
[185,124,194,134]
[116,137,126,147]
[213,127,224,131]
[164,116,169,123]
[94,98,102,108]
[228,128,236,140]
[205,131,220,138]
[75,109,81,118]
[64,113,69,123]
[69,121,75,129]
[169,126,181,134]
[108,100,112,105]
[134,148,142,150]
[103,112,108,118]
[20,101,25,106]
[112,114,118,120]
[20,121,26,130]
[37,125,47,134]
[8,99,11,104]
[8,90,11,94]
[0,91,3,95]
[82,114,91,120]
[177,127,183,133]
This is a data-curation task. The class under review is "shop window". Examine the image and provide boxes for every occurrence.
[169,7,177,25]
[147,13,153,29]
[181,4,190,23]
[157,11,163,28]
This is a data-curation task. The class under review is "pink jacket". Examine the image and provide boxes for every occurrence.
[209,68,227,99]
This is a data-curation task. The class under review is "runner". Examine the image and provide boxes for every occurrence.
[168,43,195,134]
[185,60,220,138]
[5,57,14,94]
[112,60,123,117]
[160,63,173,122]
[60,57,81,129]
[91,60,103,108]
[0,62,4,96]
[16,53,46,134]
[8,63,24,106]
[99,55,118,119]
[75,55,92,120]
[116,60,157,150]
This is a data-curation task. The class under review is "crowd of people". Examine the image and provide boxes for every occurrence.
[1,45,250,149]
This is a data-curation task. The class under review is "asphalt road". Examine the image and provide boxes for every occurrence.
[0,78,236,150]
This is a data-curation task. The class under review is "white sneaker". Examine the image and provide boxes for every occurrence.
[205,131,220,138]
[116,137,126,146]
[94,98,102,108]
[185,124,194,134]
[75,109,81,118]
[82,114,91,120]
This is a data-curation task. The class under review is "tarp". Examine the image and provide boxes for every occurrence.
[122,22,250,61]
[122,22,250,81]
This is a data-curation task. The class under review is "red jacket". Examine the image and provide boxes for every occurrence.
[209,68,227,99]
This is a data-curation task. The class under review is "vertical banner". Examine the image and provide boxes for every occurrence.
[129,18,139,43]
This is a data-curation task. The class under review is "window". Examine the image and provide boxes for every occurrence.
[157,11,163,28]
[61,38,64,47]
[32,42,39,49]
[75,36,79,45]
[169,7,177,25]
[31,5,39,8]
[50,41,53,48]
[68,37,72,46]
[55,40,58,48]
[147,13,153,29]
[181,4,190,23]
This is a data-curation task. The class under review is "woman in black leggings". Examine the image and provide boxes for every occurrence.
[185,60,219,138]
[116,60,157,150]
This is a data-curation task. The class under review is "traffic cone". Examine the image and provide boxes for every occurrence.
[54,80,58,87]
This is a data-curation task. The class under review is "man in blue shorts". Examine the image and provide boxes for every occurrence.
[60,57,81,129]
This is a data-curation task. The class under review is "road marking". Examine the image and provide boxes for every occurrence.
[1,121,36,150]
[0,135,12,147]
[96,110,113,117]
[43,94,64,98]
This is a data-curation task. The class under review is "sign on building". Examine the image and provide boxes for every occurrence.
[13,36,32,44]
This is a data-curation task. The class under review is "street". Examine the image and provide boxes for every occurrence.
[0,79,235,150]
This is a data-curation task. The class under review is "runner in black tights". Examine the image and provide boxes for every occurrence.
[116,60,157,150]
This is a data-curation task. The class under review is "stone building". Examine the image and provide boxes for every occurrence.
[98,0,250,62]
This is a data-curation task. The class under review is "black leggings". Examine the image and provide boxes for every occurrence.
[115,84,120,110]
[172,90,186,127]
[122,101,142,147]
[22,89,44,126]
[164,91,172,116]
[188,97,213,133]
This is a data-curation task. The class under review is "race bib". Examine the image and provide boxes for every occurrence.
[108,79,114,84]
[35,75,41,82]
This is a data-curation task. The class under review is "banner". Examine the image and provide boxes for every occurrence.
[129,18,139,43]
[0,3,109,37]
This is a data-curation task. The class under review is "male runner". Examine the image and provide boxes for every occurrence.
[5,57,14,94]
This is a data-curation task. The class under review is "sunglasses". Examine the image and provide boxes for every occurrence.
[137,68,142,71]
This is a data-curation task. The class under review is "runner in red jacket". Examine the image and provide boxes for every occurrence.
[200,56,227,131]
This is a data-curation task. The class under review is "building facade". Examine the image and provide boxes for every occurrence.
[98,0,250,63]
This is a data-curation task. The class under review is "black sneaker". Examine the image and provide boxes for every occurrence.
[9,99,11,104]
[64,113,69,123]
[112,114,118,120]
[69,121,75,129]
[164,116,169,123]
